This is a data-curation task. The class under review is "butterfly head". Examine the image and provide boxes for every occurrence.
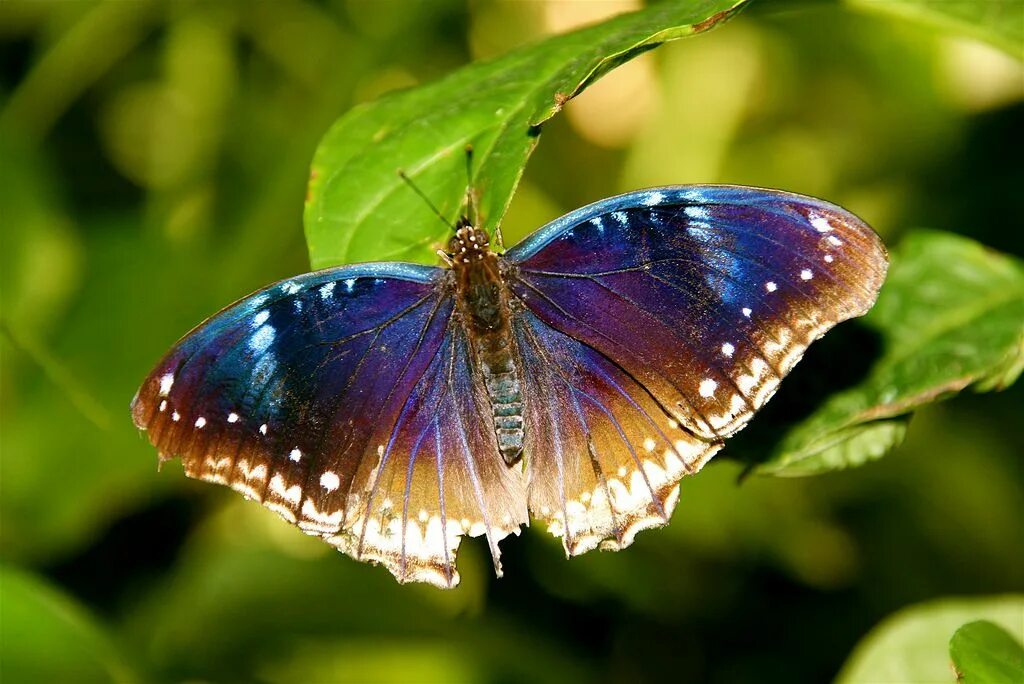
[447,223,493,268]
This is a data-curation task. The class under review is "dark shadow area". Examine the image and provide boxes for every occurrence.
[42,493,204,617]
[909,102,1024,257]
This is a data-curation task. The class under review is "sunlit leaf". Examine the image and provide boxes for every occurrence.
[304,0,748,268]
[837,595,1024,684]
[754,231,1024,476]
[951,620,1024,684]
[0,565,141,684]
[847,0,1024,58]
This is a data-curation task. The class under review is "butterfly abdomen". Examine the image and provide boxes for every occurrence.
[477,333,525,465]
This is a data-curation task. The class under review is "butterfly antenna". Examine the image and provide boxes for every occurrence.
[397,170,455,231]
[463,144,478,227]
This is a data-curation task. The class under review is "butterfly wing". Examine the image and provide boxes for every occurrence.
[132,264,526,587]
[514,308,720,556]
[505,185,887,553]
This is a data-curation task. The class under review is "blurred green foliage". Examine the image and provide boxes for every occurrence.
[1,1,1022,683]
[847,0,1024,58]
[0,565,141,683]
[836,595,1023,683]
[950,619,1024,684]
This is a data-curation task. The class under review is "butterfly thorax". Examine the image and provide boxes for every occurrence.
[449,224,525,466]
[449,225,504,332]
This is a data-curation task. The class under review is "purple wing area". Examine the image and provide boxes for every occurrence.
[514,309,720,556]
[132,264,525,587]
[506,185,887,551]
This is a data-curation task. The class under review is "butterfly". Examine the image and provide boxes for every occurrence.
[132,184,887,588]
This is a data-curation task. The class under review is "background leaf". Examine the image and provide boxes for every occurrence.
[950,620,1024,684]
[745,231,1024,476]
[836,595,1024,684]
[846,0,1024,58]
[303,0,747,269]
[0,565,141,684]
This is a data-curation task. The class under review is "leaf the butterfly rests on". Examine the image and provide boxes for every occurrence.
[132,185,887,588]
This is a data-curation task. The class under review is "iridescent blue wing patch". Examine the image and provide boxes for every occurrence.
[506,185,887,552]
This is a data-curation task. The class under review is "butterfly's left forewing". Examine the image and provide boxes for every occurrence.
[133,264,525,587]
[507,185,887,554]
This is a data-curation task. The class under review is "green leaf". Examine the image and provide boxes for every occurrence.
[752,231,1024,476]
[836,595,1024,684]
[846,0,1024,58]
[0,565,142,684]
[951,620,1024,684]
[304,0,748,269]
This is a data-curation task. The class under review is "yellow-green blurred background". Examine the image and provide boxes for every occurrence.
[1,1,1021,682]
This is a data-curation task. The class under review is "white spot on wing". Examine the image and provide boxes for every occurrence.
[320,282,335,299]
[344,278,356,292]
[282,281,302,295]
[824,254,834,263]
[721,342,735,357]
[259,423,268,435]
[612,211,627,225]
[159,400,167,412]
[828,235,843,246]
[643,438,656,452]
[195,416,206,428]
[765,281,778,292]
[684,206,710,220]
[800,269,813,280]
[642,191,665,206]
[289,448,302,463]
[159,373,174,396]
[270,474,302,505]
[810,214,833,232]
[253,310,270,326]
[228,412,239,423]
[249,325,276,353]
[320,471,340,492]
[171,411,180,422]
[742,307,752,318]
[699,379,718,398]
